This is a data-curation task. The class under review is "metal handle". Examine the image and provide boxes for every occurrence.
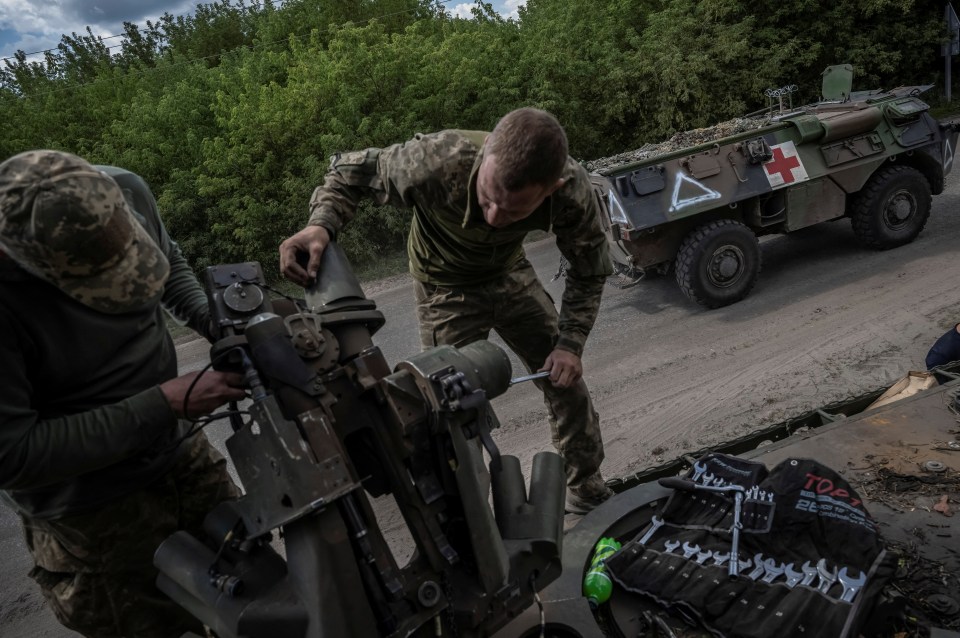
[509,371,551,386]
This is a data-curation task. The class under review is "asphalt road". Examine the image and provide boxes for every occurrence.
[2,176,958,637]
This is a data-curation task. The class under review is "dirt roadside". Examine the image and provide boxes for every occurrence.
[1,177,958,637]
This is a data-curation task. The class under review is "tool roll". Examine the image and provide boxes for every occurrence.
[605,453,895,638]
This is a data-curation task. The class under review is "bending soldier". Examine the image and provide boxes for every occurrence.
[280,108,614,513]
[0,150,245,637]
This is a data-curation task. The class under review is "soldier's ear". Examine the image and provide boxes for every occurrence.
[546,177,565,196]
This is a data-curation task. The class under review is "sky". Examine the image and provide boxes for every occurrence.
[0,0,525,63]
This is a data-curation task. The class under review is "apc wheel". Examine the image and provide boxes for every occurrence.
[850,165,931,250]
[675,219,760,309]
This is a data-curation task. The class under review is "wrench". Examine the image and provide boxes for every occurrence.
[800,561,819,586]
[746,553,766,580]
[817,559,838,595]
[696,549,713,565]
[637,516,665,546]
[783,563,804,588]
[691,461,707,483]
[700,472,714,486]
[508,370,550,386]
[737,557,752,575]
[837,567,866,603]
[663,539,681,554]
[760,558,785,584]
[682,542,700,560]
[658,477,746,578]
[712,551,730,567]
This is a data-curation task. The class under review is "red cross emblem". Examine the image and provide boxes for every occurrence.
[763,141,808,188]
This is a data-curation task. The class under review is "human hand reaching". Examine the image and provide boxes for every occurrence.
[538,349,583,388]
[160,370,247,419]
[279,225,331,286]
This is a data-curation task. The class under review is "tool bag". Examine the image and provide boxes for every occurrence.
[605,453,896,638]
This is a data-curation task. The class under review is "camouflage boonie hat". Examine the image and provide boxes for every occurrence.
[0,150,169,313]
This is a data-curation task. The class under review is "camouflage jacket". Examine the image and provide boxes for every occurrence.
[308,130,612,356]
[0,167,211,519]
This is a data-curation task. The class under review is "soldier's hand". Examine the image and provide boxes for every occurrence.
[539,349,583,388]
[279,225,331,286]
[160,371,248,419]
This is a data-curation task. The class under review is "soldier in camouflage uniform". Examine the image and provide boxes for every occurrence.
[0,150,247,637]
[280,108,614,513]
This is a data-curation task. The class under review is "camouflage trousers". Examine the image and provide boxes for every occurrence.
[414,261,606,493]
[20,432,238,638]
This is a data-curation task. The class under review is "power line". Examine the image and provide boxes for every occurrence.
[0,0,302,63]
[7,0,465,101]
[1,33,127,63]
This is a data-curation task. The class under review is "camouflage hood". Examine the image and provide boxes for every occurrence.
[0,150,169,313]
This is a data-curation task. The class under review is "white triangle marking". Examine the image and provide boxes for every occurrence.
[669,172,722,212]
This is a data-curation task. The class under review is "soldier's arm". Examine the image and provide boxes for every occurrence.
[551,162,613,357]
[102,167,213,341]
[159,234,215,342]
[307,130,469,235]
[283,131,470,284]
[0,316,179,489]
[926,323,960,369]
[0,314,246,490]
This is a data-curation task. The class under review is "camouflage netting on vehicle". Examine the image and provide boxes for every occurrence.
[584,116,774,172]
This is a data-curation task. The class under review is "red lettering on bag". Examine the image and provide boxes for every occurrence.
[802,472,862,509]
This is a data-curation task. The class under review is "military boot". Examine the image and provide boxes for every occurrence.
[565,472,614,515]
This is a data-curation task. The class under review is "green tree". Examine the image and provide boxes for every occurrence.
[515,0,655,156]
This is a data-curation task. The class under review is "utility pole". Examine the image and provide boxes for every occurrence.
[946,3,960,102]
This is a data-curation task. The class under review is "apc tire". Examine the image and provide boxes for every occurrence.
[850,165,931,250]
[675,219,760,309]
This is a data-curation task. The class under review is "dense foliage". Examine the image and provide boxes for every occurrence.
[0,0,950,277]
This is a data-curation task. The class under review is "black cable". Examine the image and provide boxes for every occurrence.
[206,519,247,597]
[158,409,252,455]
[182,359,217,423]
[158,345,253,454]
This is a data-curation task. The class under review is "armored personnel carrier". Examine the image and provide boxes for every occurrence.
[589,65,960,308]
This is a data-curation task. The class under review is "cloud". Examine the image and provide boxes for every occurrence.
[449,3,474,19]
[58,0,194,27]
[445,1,527,21]
[0,0,196,59]
[501,0,525,20]
[1,0,529,59]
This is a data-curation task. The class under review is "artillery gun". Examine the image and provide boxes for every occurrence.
[154,246,960,638]
[154,245,566,638]
[590,64,960,308]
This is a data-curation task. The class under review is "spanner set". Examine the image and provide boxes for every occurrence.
[651,541,867,602]
[605,453,896,638]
